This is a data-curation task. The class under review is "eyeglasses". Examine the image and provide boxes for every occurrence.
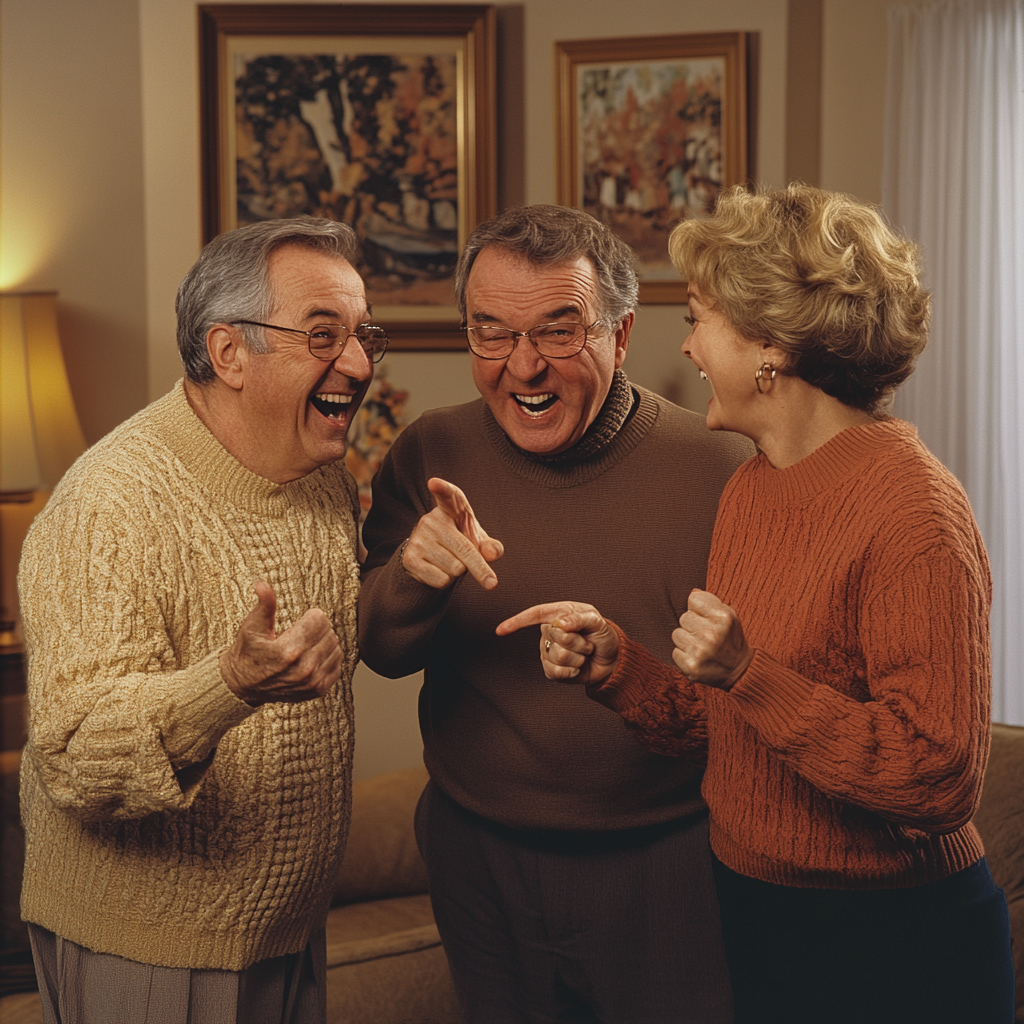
[463,321,604,360]
[232,320,389,363]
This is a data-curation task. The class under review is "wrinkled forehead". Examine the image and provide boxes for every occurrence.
[266,246,369,321]
[465,249,602,323]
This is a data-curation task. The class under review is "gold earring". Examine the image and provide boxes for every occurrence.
[755,363,776,394]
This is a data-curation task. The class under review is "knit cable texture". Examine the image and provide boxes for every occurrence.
[18,382,360,969]
[595,418,989,890]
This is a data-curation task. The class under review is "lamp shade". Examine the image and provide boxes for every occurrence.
[1,292,87,496]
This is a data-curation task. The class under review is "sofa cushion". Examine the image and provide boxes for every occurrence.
[325,892,459,1024]
[334,768,430,906]
[325,940,459,1024]
[973,722,1024,1023]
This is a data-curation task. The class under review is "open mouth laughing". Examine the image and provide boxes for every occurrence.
[513,392,558,417]
[310,392,354,419]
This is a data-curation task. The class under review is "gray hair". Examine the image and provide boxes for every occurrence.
[454,205,639,325]
[176,217,360,384]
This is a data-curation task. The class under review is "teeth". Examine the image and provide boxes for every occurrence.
[315,393,353,404]
[699,371,708,381]
[514,392,556,419]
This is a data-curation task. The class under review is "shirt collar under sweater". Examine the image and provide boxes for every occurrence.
[146,380,329,518]
[750,417,918,506]
[482,371,660,488]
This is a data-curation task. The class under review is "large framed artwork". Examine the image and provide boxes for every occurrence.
[556,32,750,304]
[199,4,497,349]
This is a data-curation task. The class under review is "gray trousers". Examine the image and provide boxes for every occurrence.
[416,781,734,1024]
[27,923,326,1024]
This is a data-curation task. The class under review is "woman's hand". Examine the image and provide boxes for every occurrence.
[672,589,754,691]
[496,602,620,685]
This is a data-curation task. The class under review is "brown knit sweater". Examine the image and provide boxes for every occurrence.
[18,382,361,969]
[359,385,753,831]
[590,418,990,888]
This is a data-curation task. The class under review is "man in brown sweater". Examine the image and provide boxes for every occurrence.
[19,218,387,1024]
[359,206,753,1023]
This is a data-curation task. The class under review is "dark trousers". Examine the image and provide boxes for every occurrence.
[712,855,1015,1024]
[416,781,733,1024]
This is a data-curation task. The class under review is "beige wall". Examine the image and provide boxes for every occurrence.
[1,0,900,779]
[821,0,892,202]
[0,0,149,443]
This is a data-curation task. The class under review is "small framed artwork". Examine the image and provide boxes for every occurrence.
[199,4,497,349]
[556,32,750,303]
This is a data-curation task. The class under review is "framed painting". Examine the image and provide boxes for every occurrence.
[556,32,749,303]
[199,4,497,349]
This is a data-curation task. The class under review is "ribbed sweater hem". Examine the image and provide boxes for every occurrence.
[20,889,324,971]
[710,819,985,891]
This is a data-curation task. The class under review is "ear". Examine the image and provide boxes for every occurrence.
[612,311,634,369]
[206,324,248,391]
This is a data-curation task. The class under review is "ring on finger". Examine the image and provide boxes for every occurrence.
[545,639,552,653]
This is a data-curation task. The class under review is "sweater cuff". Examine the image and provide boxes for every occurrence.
[585,621,679,713]
[159,652,255,765]
[727,649,817,742]
[382,543,454,616]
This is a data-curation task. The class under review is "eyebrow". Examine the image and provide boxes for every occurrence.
[304,306,373,323]
[470,303,585,324]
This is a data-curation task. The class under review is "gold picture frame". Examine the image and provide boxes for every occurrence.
[199,4,497,349]
[556,32,750,304]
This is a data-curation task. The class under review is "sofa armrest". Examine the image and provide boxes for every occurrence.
[973,722,1024,1023]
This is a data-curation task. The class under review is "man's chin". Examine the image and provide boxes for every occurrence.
[491,399,582,454]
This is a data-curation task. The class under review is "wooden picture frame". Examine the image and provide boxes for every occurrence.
[199,4,497,350]
[556,32,749,304]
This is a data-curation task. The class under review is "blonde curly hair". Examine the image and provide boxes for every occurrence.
[668,184,930,412]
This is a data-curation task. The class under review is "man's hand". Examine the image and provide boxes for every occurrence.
[220,581,343,706]
[401,477,504,590]
[497,601,620,685]
[671,589,753,691]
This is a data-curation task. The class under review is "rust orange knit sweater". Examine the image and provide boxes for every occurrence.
[589,418,990,889]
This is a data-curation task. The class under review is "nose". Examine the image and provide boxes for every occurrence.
[504,334,547,380]
[334,335,374,380]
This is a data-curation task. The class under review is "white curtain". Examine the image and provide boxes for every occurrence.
[883,0,1024,725]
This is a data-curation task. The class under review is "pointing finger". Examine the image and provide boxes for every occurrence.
[427,477,501,559]
[496,602,604,637]
[496,603,569,635]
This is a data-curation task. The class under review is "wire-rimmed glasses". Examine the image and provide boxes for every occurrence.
[463,321,604,360]
[232,320,390,363]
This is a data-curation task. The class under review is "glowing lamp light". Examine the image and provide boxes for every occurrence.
[1,292,87,500]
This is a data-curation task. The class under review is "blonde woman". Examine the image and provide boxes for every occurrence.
[500,185,1015,1024]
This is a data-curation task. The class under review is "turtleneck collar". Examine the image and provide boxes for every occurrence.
[482,373,660,488]
[519,368,637,466]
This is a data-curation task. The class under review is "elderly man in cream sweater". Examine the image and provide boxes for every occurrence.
[17,217,387,1024]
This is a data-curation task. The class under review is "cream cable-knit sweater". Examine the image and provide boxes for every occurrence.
[18,381,360,970]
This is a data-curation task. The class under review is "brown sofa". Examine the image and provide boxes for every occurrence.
[3,727,1024,1024]
[974,723,1024,1023]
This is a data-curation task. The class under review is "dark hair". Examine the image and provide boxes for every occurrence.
[669,184,931,412]
[176,217,359,384]
[454,205,639,324]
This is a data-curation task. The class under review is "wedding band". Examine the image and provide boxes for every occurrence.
[545,640,552,653]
